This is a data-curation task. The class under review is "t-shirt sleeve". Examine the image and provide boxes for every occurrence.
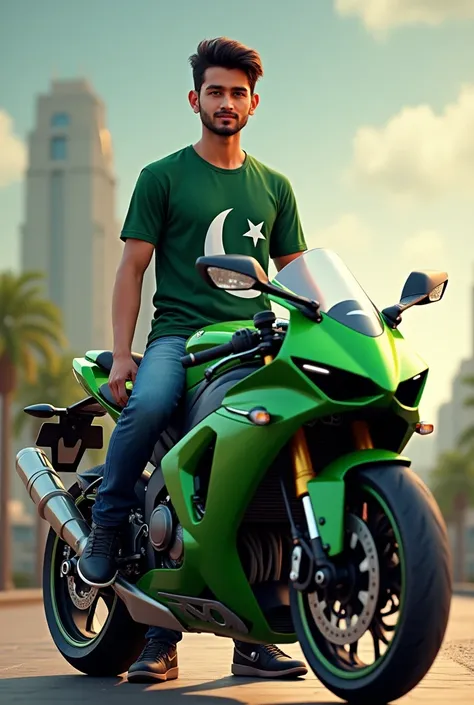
[269,176,307,259]
[120,167,168,246]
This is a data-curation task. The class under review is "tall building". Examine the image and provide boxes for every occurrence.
[436,275,474,456]
[436,359,474,455]
[21,78,122,352]
[11,79,155,580]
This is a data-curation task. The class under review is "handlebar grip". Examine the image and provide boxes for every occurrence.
[180,341,235,368]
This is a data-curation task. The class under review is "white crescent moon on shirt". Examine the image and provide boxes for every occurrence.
[204,208,261,299]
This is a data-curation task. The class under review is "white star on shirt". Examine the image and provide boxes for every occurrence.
[243,219,266,247]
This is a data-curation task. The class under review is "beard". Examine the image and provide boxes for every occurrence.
[199,107,249,136]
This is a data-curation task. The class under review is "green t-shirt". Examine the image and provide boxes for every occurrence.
[120,145,307,343]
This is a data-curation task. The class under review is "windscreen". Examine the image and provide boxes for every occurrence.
[272,248,383,337]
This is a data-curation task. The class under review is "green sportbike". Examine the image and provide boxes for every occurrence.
[16,248,452,703]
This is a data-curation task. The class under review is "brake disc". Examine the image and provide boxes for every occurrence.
[307,513,380,646]
[62,544,98,610]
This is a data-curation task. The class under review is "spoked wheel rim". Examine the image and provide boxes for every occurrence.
[49,494,118,649]
[297,484,405,679]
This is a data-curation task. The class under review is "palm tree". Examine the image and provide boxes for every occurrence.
[0,271,65,591]
[431,450,474,582]
[14,351,84,586]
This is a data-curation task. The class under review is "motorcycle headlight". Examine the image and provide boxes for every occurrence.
[394,370,428,408]
[292,357,381,402]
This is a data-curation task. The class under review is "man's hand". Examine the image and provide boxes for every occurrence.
[108,355,138,407]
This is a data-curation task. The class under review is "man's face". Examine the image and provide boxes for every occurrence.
[189,66,259,137]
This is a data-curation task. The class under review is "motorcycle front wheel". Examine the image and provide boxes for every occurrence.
[290,463,452,704]
[42,482,147,676]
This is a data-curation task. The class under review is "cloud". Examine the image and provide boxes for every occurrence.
[335,0,474,34]
[311,215,445,266]
[0,110,27,188]
[310,213,373,251]
[347,84,474,201]
[306,215,449,313]
[401,229,446,268]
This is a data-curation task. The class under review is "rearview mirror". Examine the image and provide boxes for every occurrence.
[196,253,323,322]
[400,270,448,307]
[382,269,448,328]
[207,267,256,291]
[196,254,269,291]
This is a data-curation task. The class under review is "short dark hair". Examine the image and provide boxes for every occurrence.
[189,37,264,94]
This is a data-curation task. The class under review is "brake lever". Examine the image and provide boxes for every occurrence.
[204,345,263,381]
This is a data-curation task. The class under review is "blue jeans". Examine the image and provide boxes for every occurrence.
[92,335,188,644]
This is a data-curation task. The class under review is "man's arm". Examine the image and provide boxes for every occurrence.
[108,167,166,405]
[112,239,154,359]
[270,176,307,272]
[274,251,305,271]
[109,239,154,406]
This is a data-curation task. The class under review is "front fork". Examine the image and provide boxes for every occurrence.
[290,414,374,590]
[260,316,373,589]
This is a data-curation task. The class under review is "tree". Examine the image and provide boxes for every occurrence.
[0,271,65,591]
[14,351,84,586]
[14,348,115,585]
[431,450,474,582]
[459,374,474,450]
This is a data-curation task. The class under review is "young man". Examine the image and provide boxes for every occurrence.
[77,37,308,683]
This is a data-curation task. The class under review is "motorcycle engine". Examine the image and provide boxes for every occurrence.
[148,499,183,568]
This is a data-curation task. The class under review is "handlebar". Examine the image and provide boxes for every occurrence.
[180,341,235,368]
[180,328,259,369]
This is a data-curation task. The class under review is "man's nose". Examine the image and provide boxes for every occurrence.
[220,94,234,109]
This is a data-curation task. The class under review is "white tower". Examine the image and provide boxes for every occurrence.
[21,78,122,352]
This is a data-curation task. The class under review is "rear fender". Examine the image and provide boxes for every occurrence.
[72,357,121,421]
[307,450,411,556]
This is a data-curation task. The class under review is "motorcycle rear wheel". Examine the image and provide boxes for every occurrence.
[290,463,452,704]
[42,482,147,676]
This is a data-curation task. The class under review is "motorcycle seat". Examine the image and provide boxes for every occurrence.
[93,350,144,373]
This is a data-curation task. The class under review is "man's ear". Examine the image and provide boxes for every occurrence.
[249,92,260,116]
[189,89,200,114]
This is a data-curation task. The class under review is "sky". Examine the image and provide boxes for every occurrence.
[1,0,474,466]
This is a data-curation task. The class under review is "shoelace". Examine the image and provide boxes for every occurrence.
[261,644,288,658]
[140,640,174,662]
[87,527,119,558]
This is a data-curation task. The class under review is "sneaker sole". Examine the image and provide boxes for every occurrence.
[231,664,307,678]
[127,667,179,683]
[76,561,118,589]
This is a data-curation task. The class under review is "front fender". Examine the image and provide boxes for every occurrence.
[307,450,411,556]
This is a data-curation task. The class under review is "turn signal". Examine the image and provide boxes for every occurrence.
[416,422,434,435]
[249,408,271,425]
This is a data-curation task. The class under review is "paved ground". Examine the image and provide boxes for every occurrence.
[0,595,472,704]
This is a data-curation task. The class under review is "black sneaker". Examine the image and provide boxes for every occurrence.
[76,523,121,588]
[232,642,307,678]
[127,639,179,683]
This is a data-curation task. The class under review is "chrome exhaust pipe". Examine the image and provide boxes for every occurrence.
[16,447,90,556]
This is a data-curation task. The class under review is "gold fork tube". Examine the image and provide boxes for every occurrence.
[291,427,316,498]
[262,351,316,497]
[351,420,374,449]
